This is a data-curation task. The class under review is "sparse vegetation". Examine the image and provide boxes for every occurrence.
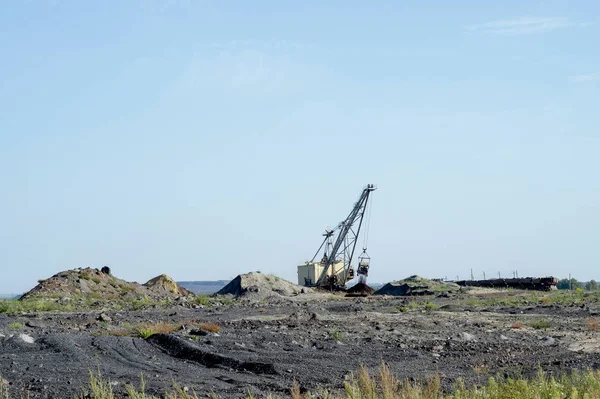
[3,365,592,399]
[8,321,23,330]
[137,328,155,339]
[194,295,211,306]
[458,289,600,309]
[198,323,221,334]
[91,277,101,284]
[586,318,600,331]
[335,364,600,399]
[0,299,74,314]
[331,328,344,341]
[527,320,552,330]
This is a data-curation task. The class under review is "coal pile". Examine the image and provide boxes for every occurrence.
[346,282,375,297]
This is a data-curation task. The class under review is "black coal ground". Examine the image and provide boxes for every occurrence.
[1,297,599,398]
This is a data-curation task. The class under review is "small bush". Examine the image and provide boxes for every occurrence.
[397,306,409,313]
[91,277,101,284]
[80,273,91,280]
[199,323,221,334]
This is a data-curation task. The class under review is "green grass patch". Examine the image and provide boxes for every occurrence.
[137,328,154,339]
[194,295,211,306]
[8,321,23,330]
[331,328,344,341]
[527,320,552,329]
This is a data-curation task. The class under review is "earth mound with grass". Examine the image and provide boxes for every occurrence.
[374,275,460,296]
[20,267,193,302]
[216,272,312,301]
[144,274,193,296]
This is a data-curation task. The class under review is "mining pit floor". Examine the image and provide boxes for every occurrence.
[1,292,600,398]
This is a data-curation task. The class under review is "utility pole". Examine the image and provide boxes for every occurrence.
[498,272,501,279]
[483,272,486,280]
[516,270,519,278]
[569,273,572,291]
[470,268,474,280]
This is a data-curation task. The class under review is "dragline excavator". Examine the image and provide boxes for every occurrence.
[297,184,376,289]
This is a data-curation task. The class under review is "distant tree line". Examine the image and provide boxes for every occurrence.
[557,278,598,291]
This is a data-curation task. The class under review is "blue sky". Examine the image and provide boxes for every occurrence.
[1,1,599,294]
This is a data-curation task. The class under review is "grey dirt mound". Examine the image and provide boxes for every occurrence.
[20,267,193,301]
[217,272,312,301]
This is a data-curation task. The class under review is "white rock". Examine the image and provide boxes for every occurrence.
[459,332,476,341]
[19,334,35,344]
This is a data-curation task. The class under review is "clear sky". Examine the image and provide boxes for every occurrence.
[1,1,599,294]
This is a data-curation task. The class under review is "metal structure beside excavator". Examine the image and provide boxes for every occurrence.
[297,184,376,289]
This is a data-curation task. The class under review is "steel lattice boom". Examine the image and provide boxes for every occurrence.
[315,184,376,287]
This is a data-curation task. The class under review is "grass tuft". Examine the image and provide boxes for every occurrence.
[194,295,211,307]
[527,320,552,330]
[137,328,155,339]
[199,323,221,334]
[586,318,600,331]
[8,321,23,330]
[331,328,344,341]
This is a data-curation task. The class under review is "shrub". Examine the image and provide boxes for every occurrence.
[91,277,101,284]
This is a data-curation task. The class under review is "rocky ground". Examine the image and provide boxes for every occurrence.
[1,288,600,399]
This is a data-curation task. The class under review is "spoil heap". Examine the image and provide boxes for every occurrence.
[217,272,311,302]
[346,282,375,297]
[21,267,193,302]
[144,274,193,296]
[374,275,459,296]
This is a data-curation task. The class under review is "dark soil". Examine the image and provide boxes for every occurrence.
[1,293,600,398]
[346,282,375,296]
